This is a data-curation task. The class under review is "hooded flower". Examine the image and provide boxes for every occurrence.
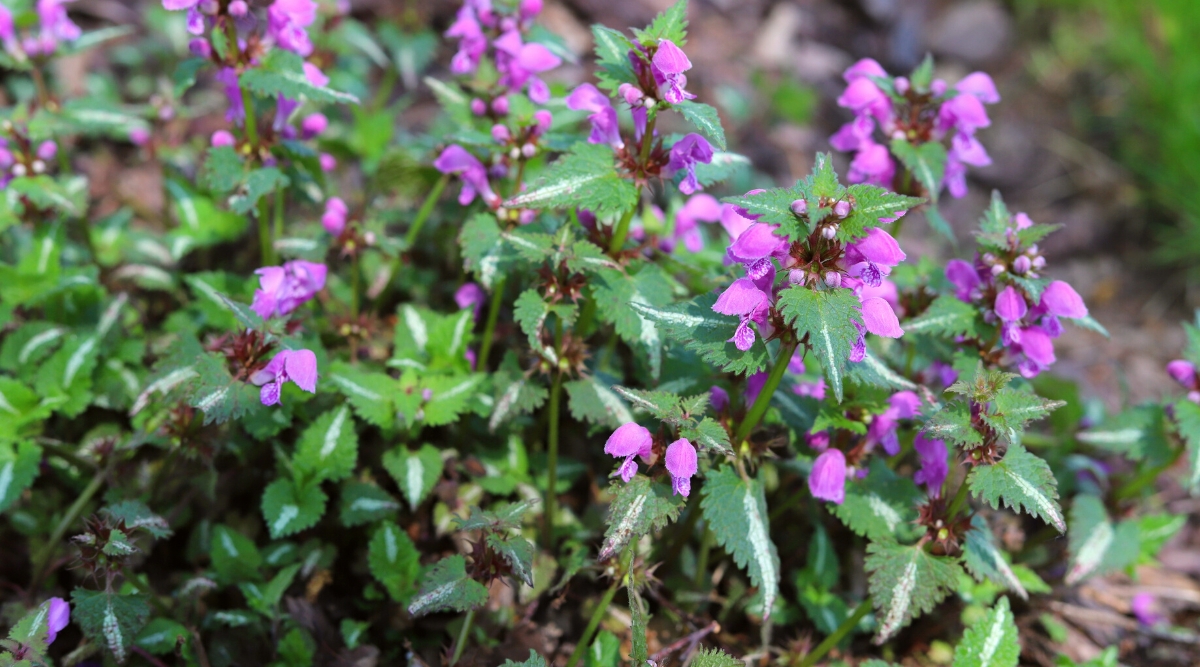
[567,83,623,148]
[268,0,318,56]
[669,194,722,253]
[36,0,81,51]
[434,145,499,206]
[912,434,948,497]
[649,39,695,104]
[809,449,847,504]
[667,133,714,195]
[994,286,1028,345]
[604,422,653,483]
[251,260,328,320]
[322,197,348,236]
[866,391,921,455]
[664,438,698,497]
[455,282,486,319]
[252,349,318,406]
[712,278,770,351]
[494,29,561,104]
[446,4,487,74]
[45,597,70,645]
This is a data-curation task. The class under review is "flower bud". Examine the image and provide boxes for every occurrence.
[470,98,487,116]
[31,160,45,174]
[421,388,433,401]
[821,225,838,240]
[158,105,175,121]
[319,153,337,172]
[789,270,807,285]
[363,231,376,245]
[891,129,906,141]
[982,253,996,264]
[519,209,536,224]
[199,0,218,15]
[519,0,543,19]
[11,163,26,177]
[533,109,552,136]
[491,124,510,143]
[301,113,328,139]
[1031,256,1046,270]
[991,263,1006,276]
[894,76,910,94]
[491,96,509,115]
[129,128,151,146]
[824,271,841,288]
[644,97,657,109]
[36,141,57,161]
[833,200,851,218]
[931,78,948,96]
[211,130,235,147]
[619,83,644,106]
[228,0,248,16]
[188,38,211,58]
[508,147,521,160]
[521,143,536,158]
[1012,255,1031,274]
[790,199,808,215]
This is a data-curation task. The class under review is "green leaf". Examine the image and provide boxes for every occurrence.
[952,596,1020,667]
[134,618,190,656]
[630,292,770,376]
[598,476,685,561]
[691,648,742,667]
[383,444,443,511]
[240,49,359,105]
[103,500,172,540]
[681,417,732,456]
[514,288,578,357]
[905,295,978,338]
[500,650,549,667]
[486,533,537,587]
[0,441,42,513]
[294,406,358,484]
[0,321,68,371]
[701,467,781,621]
[210,524,263,583]
[962,515,1027,600]
[241,563,300,614]
[505,143,638,218]
[406,554,489,617]
[611,386,684,423]
[776,287,862,402]
[890,139,947,203]
[833,460,923,541]
[722,184,807,238]
[421,374,486,426]
[848,349,919,391]
[339,482,401,528]
[324,362,397,429]
[564,376,634,429]
[968,443,1065,532]
[865,540,962,643]
[592,265,674,378]
[186,351,263,425]
[983,388,1065,444]
[674,100,725,150]
[632,0,689,45]
[585,631,621,667]
[173,57,207,97]
[202,145,245,194]
[1175,399,1200,493]
[1065,494,1140,585]
[1077,404,1169,460]
[368,522,421,602]
[592,25,638,92]
[71,589,151,664]
[229,167,290,215]
[261,478,327,539]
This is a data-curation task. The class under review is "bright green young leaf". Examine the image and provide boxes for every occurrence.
[210,524,263,583]
[952,596,1020,667]
[505,143,638,218]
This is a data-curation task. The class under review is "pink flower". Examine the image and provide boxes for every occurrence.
[1168,360,1198,390]
[1131,592,1165,626]
[650,39,695,104]
[667,133,714,195]
[251,349,318,406]
[709,385,729,412]
[1040,281,1088,319]
[605,422,653,483]
[494,29,561,103]
[665,438,698,497]
[434,145,498,206]
[809,449,847,504]
[567,84,622,149]
[211,130,236,148]
[712,278,770,351]
[251,260,327,319]
[267,0,318,56]
[455,282,485,319]
[45,597,70,645]
[945,259,981,302]
[322,197,347,236]
[671,194,722,252]
[912,434,948,497]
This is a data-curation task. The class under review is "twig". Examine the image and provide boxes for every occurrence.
[649,621,720,663]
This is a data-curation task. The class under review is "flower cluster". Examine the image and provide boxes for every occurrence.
[830,58,999,197]
[0,128,55,188]
[0,0,81,59]
[446,0,559,103]
[944,211,1089,377]
[603,422,697,497]
[251,260,327,320]
[713,196,904,354]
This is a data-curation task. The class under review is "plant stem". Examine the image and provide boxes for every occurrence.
[544,328,565,550]
[404,174,449,248]
[797,598,872,667]
[450,608,475,666]
[607,200,640,255]
[273,185,284,246]
[30,463,108,590]
[733,341,799,444]
[258,196,273,265]
[351,251,360,320]
[478,278,505,369]
[30,66,51,108]
[946,474,972,519]
[565,578,621,667]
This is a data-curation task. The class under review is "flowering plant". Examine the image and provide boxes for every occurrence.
[0,2,1194,666]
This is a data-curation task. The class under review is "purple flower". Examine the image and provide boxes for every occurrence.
[712,278,769,351]
[1168,360,1198,390]
[912,435,948,497]
[809,449,847,504]
[301,113,328,139]
[455,282,485,319]
[567,83,623,149]
[45,597,70,645]
[744,371,768,406]
[434,145,499,206]
[946,259,981,301]
[446,5,487,74]
[0,4,14,43]
[665,438,698,497]
[1040,281,1088,319]
[847,139,895,187]
[794,378,826,400]
[268,0,318,56]
[251,260,328,320]
[710,385,729,412]
[650,39,695,104]
[320,153,337,171]
[867,390,921,455]
[37,0,82,49]
[215,68,244,124]
[322,197,347,236]
[671,194,722,252]
[605,422,653,483]
[995,286,1028,344]
[667,133,714,195]
[859,296,903,339]
[1015,325,1056,378]
[251,349,318,406]
[1131,593,1165,626]
[845,227,906,288]
[162,0,199,9]
[494,29,561,103]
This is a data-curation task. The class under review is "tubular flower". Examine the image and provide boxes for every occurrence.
[493,29,561,104]
[566,83,623,149]
[1167,360,1199,403]
[251,349,318,406]
[268,0,318,56]
[251,260,327,320]
[809,449,847,504]
[669,194,722,253]
[433,145,499,207]
[45,597,70,645]
[604,422,653,483]
[912,434,949,497]
[664,438,698,497]
[649,39,695,104]
[667,133,714,195]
